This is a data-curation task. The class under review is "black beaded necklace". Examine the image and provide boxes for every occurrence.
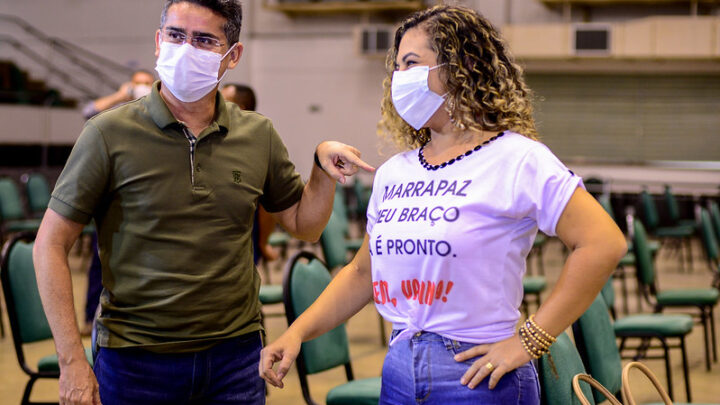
[418,131,505,171]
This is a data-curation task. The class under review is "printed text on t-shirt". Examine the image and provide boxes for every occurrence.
[382,179,472,201]
[373,279,454,306]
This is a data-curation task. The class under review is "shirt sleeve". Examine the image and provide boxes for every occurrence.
[365,165,383,235]
[258,121,305,213]
[511,143,583,236]
[48,120,111,224]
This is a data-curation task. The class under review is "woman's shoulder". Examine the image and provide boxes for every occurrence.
[377,148,418,171]
[497,131,542,150]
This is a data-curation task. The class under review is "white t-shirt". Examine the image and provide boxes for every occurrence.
[366,131,582,345]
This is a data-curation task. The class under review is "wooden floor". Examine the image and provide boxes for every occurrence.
[1,236,719,404]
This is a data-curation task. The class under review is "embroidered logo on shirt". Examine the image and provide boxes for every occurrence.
[232,170,242,184]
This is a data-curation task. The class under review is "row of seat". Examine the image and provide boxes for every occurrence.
[0,174,49,243]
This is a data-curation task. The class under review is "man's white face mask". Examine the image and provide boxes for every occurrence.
[391,64,446,130]
[155,41,236,102]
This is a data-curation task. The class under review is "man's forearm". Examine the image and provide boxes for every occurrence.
[33,211,88,367]
[291,163,336,241]
[34,243,87,365]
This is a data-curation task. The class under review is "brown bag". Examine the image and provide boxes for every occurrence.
[572,373,623,405]
[621,361,673,405]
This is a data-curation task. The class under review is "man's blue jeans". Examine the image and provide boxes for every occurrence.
[380,330,540,405]
[94,332,265,405]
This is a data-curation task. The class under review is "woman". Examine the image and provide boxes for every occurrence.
[260,6,626,404]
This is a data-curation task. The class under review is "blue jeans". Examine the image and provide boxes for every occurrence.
[94,332,265,405]
[381,330,540,405]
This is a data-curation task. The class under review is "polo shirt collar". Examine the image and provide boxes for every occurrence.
[147,81,230,135]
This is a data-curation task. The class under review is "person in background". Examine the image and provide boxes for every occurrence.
[79,69,155,337]
[33,1,373,404]
[260,5,626,404]
[221,83,280,264]
[81,69,155,119]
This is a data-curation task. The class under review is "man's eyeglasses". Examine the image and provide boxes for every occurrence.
[162,29,225,51]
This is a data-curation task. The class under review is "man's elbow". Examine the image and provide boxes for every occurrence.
[291,228,323,244]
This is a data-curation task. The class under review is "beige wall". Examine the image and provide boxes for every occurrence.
[2,0,719,171]
[506,16,720,59]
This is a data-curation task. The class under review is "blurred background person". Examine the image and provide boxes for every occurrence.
[81,69,155,119]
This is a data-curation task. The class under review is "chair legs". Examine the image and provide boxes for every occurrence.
[20,374,60,405]
[698,305,718,371]
[618,335,692,403]
[679,336,691,403]
[21,375,37,405]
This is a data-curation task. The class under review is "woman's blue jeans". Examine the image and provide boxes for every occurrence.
[381,330,540,405]
[94,332,265,405]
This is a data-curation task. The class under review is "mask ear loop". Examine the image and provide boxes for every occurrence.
[218,43,238,82]
[221,43,238,60]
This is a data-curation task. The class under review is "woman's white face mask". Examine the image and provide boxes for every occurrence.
[391,64,445,130]
[155,41,236,102]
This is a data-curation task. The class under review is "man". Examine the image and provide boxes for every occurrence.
[221,83,280,265]
[80,71,157,339]
[33,1,373,404]
[81,69,155,119]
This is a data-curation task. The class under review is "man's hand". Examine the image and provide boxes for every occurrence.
[59,359,102,405]
[259,330,302,388]
[315,141,375,184]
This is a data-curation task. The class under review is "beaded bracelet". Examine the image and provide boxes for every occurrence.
[528,315,556,343]
[518,315,558,378]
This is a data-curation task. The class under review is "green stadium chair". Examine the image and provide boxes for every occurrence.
[2,232,93,405]
[574,293,696,402]
[632,218,718,372]
[282,251,381,405]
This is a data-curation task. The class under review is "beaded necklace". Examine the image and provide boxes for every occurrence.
[418,131,505,171]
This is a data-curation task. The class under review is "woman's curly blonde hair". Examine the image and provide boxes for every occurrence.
[378,5,538,150]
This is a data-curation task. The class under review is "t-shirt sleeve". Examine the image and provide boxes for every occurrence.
[511,143,583,236]
[258,121,305,213]
[48,121,111,224]
[365,165,383,235]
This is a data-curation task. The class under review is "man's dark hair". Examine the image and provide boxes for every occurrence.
[161,0,242,44]
[223,83,256,111]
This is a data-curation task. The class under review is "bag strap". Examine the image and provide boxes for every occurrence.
[621,361,673,405]
[572,373,623,405]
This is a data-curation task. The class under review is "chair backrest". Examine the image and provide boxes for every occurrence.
[709,201,720,242]
[352,179,371,219]
[632,218,657,291]
[333,187,349,225]
[24,173,51,216]
[0,178,26,221]
[319,211,350,270]
[663,185,681,224]
[572,295,623,403]
[283,251,351,376]
[540,332,594,405]
[600,277,616,319]
[1,232,53,374]
[699,208,719,264]
[640,190,659,232]
[598,194,616,222]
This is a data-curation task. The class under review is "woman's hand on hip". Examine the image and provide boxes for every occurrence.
[453,334,532,390]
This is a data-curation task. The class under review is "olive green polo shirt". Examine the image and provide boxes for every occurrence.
[49,82,305,352]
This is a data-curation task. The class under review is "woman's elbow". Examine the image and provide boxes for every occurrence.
[605,228,628,268]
